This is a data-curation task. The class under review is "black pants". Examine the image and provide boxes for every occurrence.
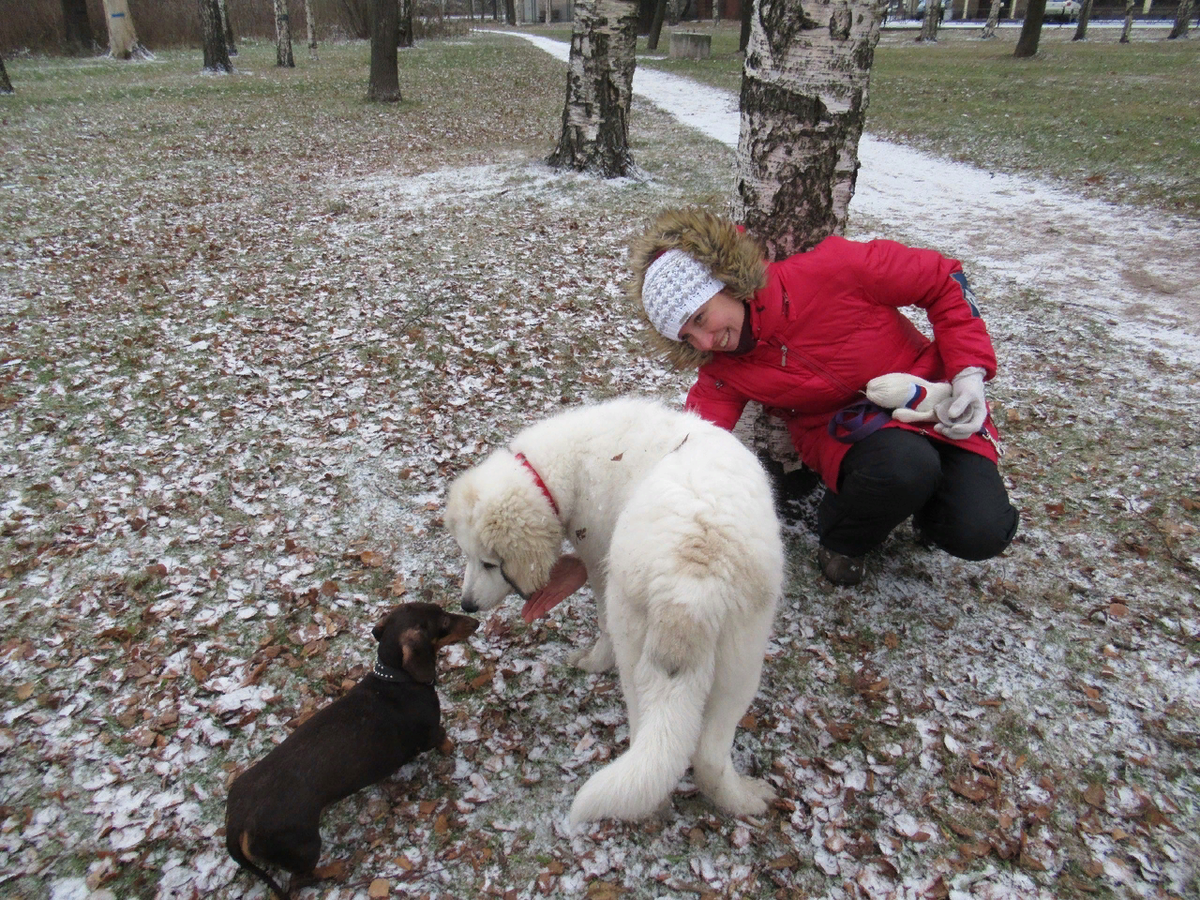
[817,428,1019,560]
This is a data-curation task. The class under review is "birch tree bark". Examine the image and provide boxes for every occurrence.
[367,0,402,101]
[734,0,887,260]
[101,0,142,59]
[1013,0,1047,57]
[306,0,319,56]
[199,0,233,71]
[1119,0,1134,41]
[275,0,295,67]
[919,0,940,40]
[1169,0,1191,37]
[981,0,1002,37]
[61,0,97,55]
[1072,0,1093,39]
[546,0,640,177]
[733,0,886,476]
[0,53,13,95]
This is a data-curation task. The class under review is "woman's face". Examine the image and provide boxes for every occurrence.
[677,290,745,352]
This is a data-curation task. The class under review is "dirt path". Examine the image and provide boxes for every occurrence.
[503,31,1200,368]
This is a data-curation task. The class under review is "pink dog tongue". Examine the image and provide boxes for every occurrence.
[521,554,588,623]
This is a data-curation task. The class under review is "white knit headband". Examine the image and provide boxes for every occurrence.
[642,249,725,341]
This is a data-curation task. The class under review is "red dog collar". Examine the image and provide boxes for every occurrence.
[514,452,559,518]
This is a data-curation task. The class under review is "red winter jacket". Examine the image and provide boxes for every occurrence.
[685,236,1001,490]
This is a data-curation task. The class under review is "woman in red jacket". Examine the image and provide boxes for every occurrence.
[629,208,1018,586]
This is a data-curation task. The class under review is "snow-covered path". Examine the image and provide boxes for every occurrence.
[498,31,1200,367]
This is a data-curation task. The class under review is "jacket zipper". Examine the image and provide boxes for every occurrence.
[778,341,864,398]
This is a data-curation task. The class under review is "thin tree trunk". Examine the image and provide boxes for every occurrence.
[1169,0,1191,36]
[1119,0,1134,41]
[1072,0,1092,38]
[981,0,1002,37]
[547,0,640,177]
[734,0,886,259]
[368,0,402,101]
[61,0,97,55]
[647,0,668,49]
[305,0,318,55]
[199,0,232,70]
[0,53,13,94]
[738,0,752,52]
[274,0,295,66]
[399,0,414,49]
[102,0,142,59]
[918,0,940,40]
[1014,0,1047,56]
[219,0,237,55]
[505,0,516,25]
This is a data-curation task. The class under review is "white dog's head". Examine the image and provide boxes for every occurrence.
[444,452,562,613]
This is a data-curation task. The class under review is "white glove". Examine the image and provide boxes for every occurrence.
[935,367,988,440]
[865,373,953,423]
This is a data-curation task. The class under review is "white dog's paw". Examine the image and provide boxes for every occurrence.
[569,634,615,673]
[707,774,775,817]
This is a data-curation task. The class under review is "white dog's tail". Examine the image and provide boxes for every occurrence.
[567,601,718,827]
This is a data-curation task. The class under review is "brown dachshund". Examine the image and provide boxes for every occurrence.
[224,602,478,899]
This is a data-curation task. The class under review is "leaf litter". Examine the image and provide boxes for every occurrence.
[0,32,1197,900]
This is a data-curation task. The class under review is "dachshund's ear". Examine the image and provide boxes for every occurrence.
[399,627,437,684]
[372,617,387,642]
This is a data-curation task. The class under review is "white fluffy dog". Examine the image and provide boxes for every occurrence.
[444,397,784,826]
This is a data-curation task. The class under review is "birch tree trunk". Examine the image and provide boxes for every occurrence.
[919,0,940,40]
[981,0,1002,37]
[1119,0,1134,41]
[199,0,233,71]
[101,0,141,59]
[1014,0,1047,56]
[306,0,318,55]
[0,53,13,95]
[367,0,402,101]
[546,0,640,177]
[734,0,886,260]
[1169,0,1191,37]
[61,0,97,55]
[734,0,885,477]
[275,0,295,66]
[219,0,237,55]
[1072,0,1092,38]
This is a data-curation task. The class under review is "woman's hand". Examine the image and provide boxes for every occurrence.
[934,367,987,440]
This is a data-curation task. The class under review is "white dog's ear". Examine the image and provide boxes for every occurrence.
[478,491,561,596]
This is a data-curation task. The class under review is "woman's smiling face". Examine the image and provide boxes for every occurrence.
[676,290,746,352]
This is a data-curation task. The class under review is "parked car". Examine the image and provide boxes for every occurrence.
[1043,0,1080,21]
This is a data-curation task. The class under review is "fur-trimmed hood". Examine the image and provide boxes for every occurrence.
[627,208,768,370]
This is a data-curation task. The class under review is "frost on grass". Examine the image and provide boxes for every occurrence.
[1,36,1198,900]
